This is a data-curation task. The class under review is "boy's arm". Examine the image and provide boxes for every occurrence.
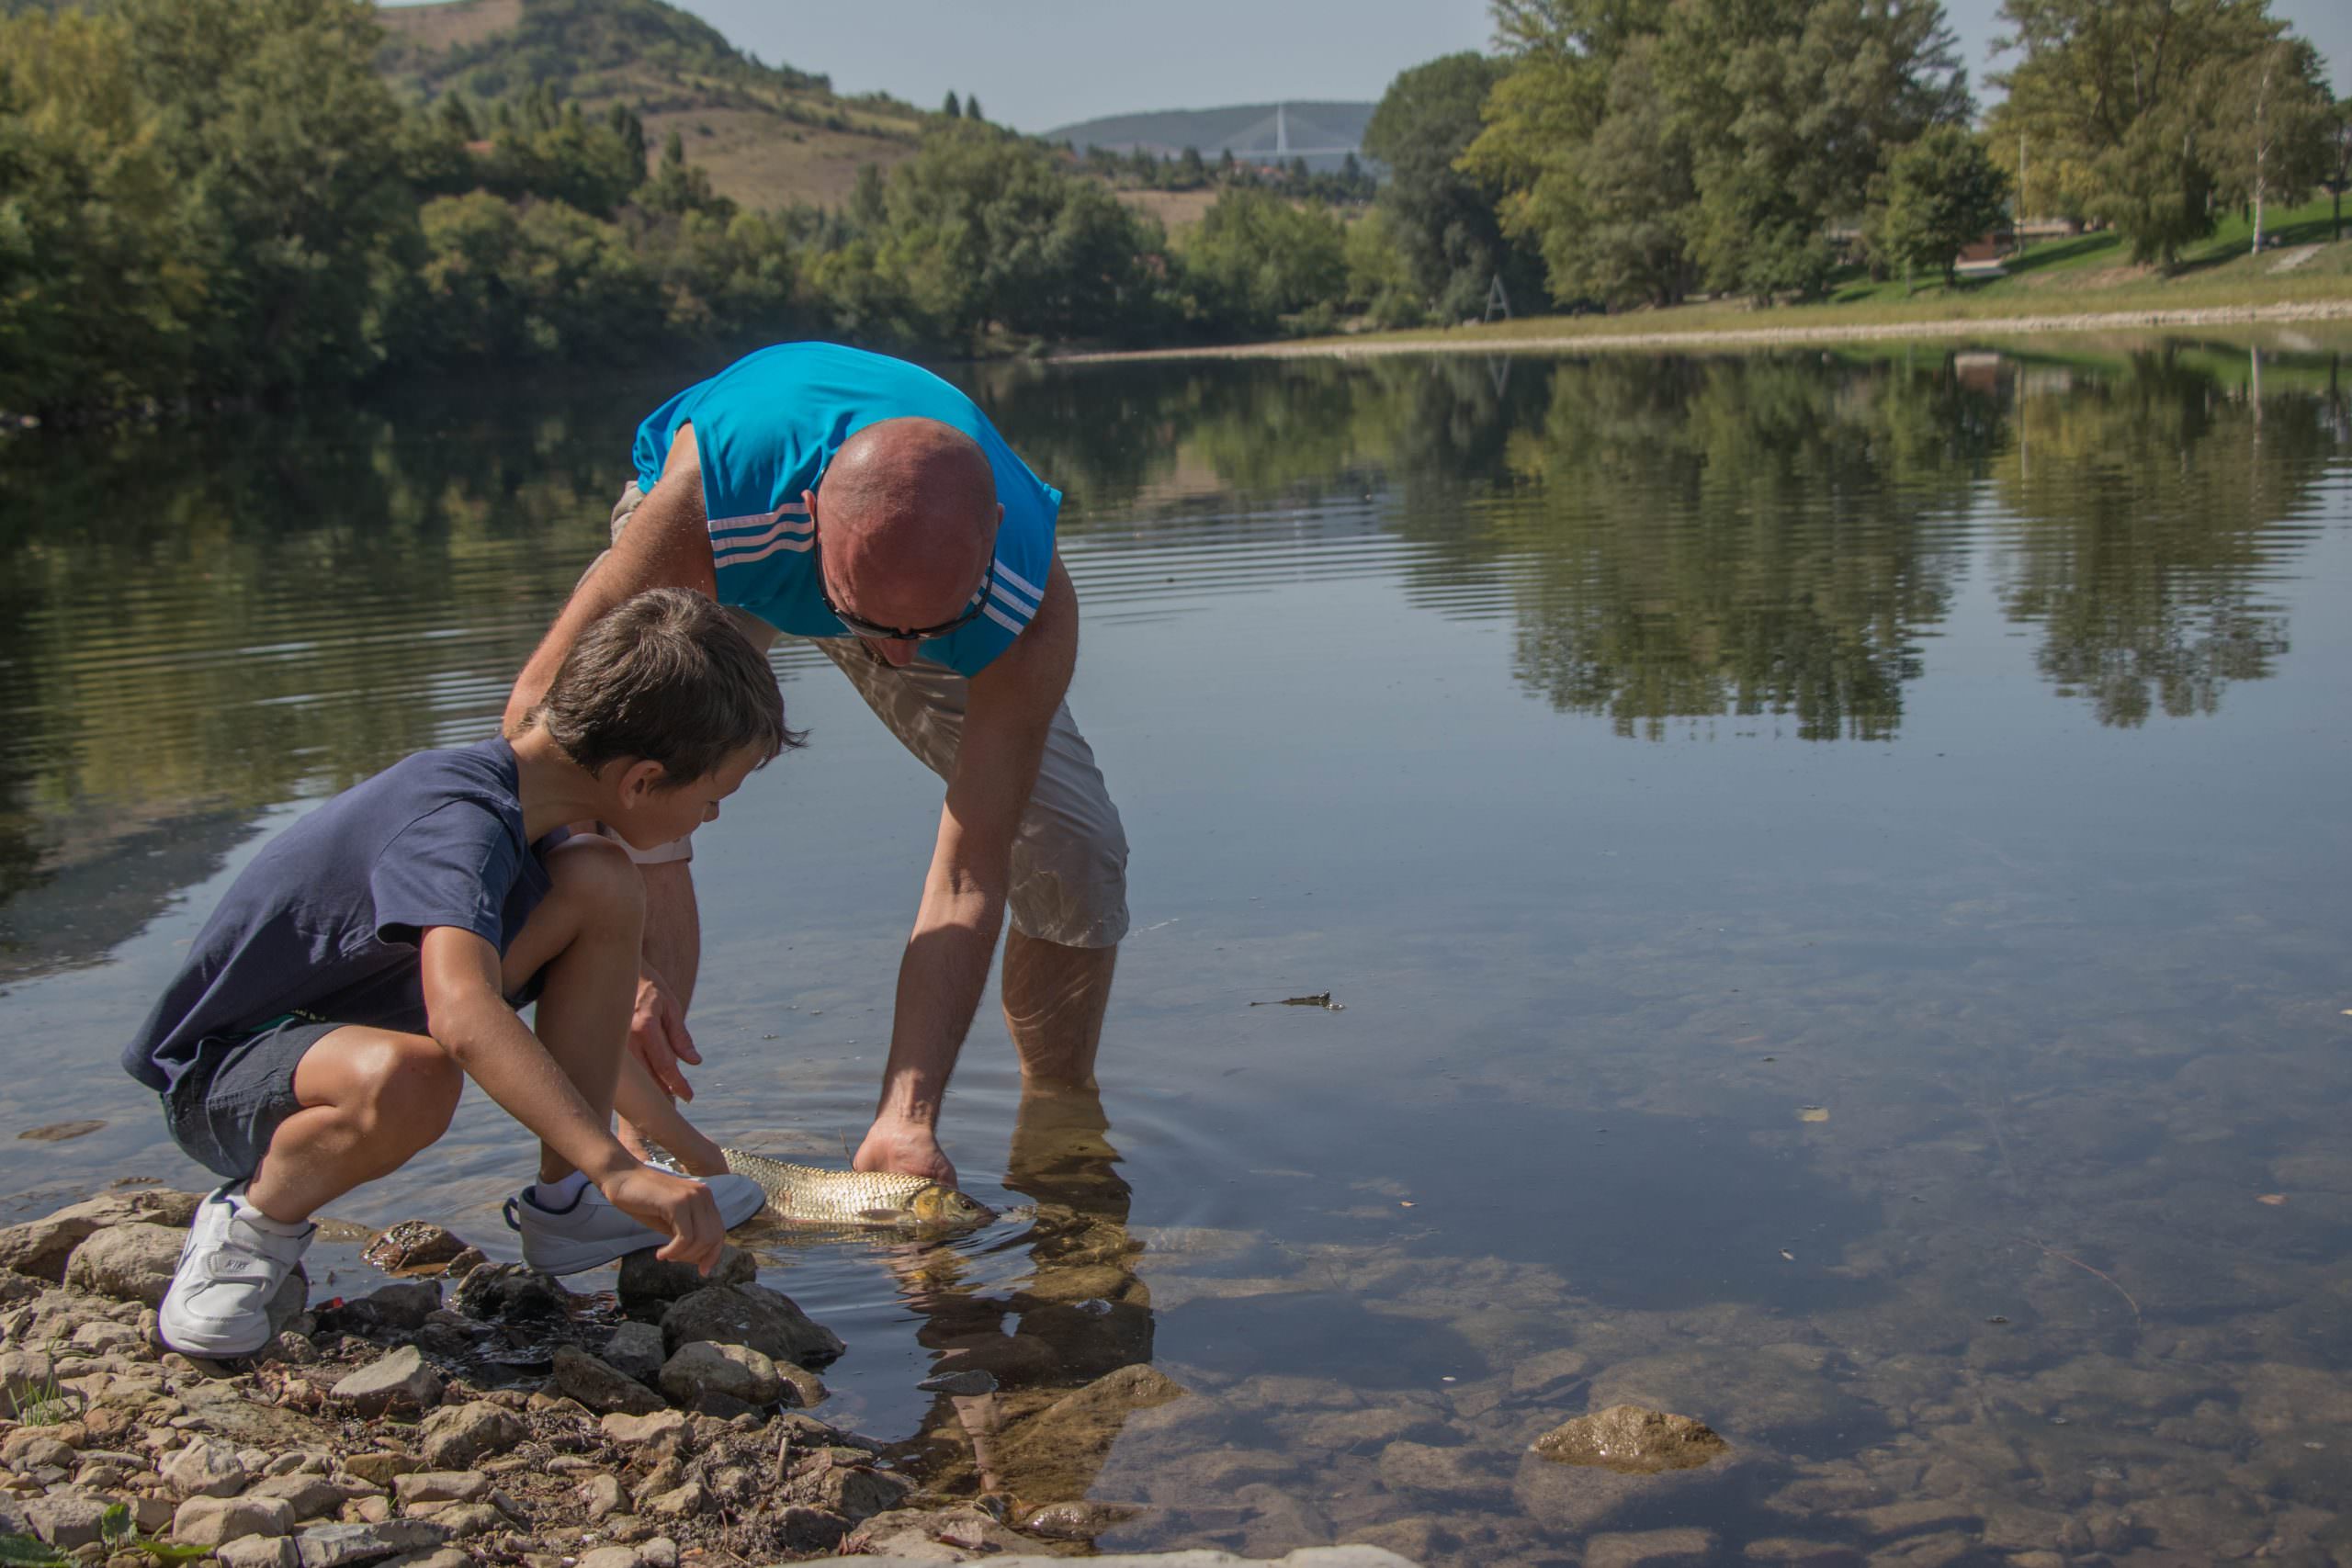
[417,926,726,1270]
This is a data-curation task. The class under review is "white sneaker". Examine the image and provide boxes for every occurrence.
[503,1173,765,1275]
[157,1184,314,1358]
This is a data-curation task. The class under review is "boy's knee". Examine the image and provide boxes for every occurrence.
[356,1037,462,1146]
[546,836,646,928]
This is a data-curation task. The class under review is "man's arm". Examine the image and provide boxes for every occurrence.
[503,423,718,737]
[854,556,1080,1186]
[419,926,725,1269]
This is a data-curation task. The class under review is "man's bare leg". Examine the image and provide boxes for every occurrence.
[1001,930,1116,1087]
[619,859,703,1160]
[641,860,702,1008]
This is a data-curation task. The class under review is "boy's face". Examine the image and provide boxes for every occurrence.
[604,745,765,852]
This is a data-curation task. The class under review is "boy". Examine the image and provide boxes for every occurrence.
[124,589,795,1357]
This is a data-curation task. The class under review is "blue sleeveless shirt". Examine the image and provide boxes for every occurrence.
[630,343,1060,678]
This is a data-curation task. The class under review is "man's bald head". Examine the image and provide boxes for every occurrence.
[815,417,1001,643]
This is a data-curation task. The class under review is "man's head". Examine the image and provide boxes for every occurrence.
[534,588,801,848]
[808,417,1002,667]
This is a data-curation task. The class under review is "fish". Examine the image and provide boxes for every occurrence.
[648,1142,996,1231]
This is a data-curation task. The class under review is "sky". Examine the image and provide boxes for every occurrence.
[390,0,2352,134]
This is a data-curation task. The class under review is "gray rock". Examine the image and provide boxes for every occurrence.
[599,1409,690,1450]
[645,1481,709,1517]
[340,1451,416,1486]
[359,1223,471,1276]
[450,1263,570,1323]
[2,1429,76,1470]
[577,1550,641,1568]
[417,1401,524,1470]
[660,1283,844,1368]
[842,1506,1049,1557]
[602,1320,667,1385]
[69,1319,145,1354]
[0,1348,56,1419]
[801,1551,1418,1567]
[577,1472,627,1520]
[1377,1440,1510,1501]
[162,1434,251,1497]
[293,1520,452,1568]
[321,1283,440,1336]
[247,1473,355,1522]
[376,1553,470,1568]
[1531,1404,1731,1474]
[25,1490,113,1549]
[1023,1500,1147,1540]
[658,1341,780,1407]
[420,1502,503,1539]
[552,1345,665,1416]
[62,1224,186,1306]
[174,1492,297,1546]
[0,1190,202,1283]
[617,1246,757,1318]
[219,1538,302,1568]
[331,1346,444,1417]
[390,1472,487,1506]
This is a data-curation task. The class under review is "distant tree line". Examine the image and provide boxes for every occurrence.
[3,0,2341,423]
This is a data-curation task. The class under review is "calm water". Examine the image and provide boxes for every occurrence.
[4,337,2351,1563]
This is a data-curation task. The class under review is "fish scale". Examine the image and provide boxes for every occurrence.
[717,1149,996,1228]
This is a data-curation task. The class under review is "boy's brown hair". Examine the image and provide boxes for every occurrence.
[535,588,800,784]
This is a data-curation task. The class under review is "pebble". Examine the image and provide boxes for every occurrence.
[174,1492,298,1547]
[329,1347,443,1418]
[391,1472,489,1506]
[292,1519,451,1568]
[218,1538,301,1568]
[161,1434,250,1497]
[417,1401,523,1470]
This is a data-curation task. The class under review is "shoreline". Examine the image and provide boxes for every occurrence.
[1054,297,2352,365]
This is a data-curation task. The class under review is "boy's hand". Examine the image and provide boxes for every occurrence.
[600,1167,726,1273]
[629,964,701,1100]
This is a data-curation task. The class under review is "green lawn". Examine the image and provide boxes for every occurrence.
[1826,193,2352,306]
[1300,195,2352,355]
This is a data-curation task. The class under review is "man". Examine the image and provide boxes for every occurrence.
[503,343,1126,1187]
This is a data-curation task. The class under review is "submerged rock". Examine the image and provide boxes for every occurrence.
[660,1282,844,1367]
[617,1245,757,1317]
[359,1222,471,1276]
[1532,1404,1730,1474]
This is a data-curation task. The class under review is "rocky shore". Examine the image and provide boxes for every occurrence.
[0,1183,1420,1568]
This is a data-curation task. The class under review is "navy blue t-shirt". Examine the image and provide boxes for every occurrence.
[122,739,556,1093]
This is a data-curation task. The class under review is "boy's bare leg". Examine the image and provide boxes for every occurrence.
[244,1028,463,1226]
[500,838,647,1184]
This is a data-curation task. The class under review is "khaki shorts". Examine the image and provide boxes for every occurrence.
[602,482,1129,949]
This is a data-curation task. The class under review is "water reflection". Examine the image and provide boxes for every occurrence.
[2,342,2343,978]
[888,1086,1159,1511]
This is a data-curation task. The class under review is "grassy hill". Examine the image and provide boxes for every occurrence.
[1046,101,1375,174]
[375,0,933,208]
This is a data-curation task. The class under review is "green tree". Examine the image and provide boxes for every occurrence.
[1869,125,2011,288]
[1180,186,1347,336]
[0,8,204,419]
[1988,0,2299,266]
[965,94,985,123]
[2220,36,2334,250]
[113,0,413,398]
[942,90,962,119]
[1364,51,1541,321]
[1466,0,1968,309]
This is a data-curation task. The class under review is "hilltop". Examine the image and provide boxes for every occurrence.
[1046,101,1375,174]
[374,0,933,207]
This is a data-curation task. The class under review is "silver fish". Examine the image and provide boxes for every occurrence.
[655,1144,996,1230]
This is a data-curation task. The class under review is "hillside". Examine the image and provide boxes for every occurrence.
[1046,101,1376,174]
[375,0,932,207]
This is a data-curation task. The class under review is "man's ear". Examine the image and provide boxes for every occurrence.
[616,758,669,806]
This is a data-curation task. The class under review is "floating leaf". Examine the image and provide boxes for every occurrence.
[1798,1107,1829,1123]
[1778,1249,1795,1261]
[2257,1193,2288,1206]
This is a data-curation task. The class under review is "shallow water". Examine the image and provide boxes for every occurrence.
[4,335,2351,1562]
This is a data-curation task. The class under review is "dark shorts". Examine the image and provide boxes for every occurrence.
[162,1014,344,1182]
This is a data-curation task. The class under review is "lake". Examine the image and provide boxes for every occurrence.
[3,335,2349,1563]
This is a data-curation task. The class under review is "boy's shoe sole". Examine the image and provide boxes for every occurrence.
[504,1172,766,1276]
